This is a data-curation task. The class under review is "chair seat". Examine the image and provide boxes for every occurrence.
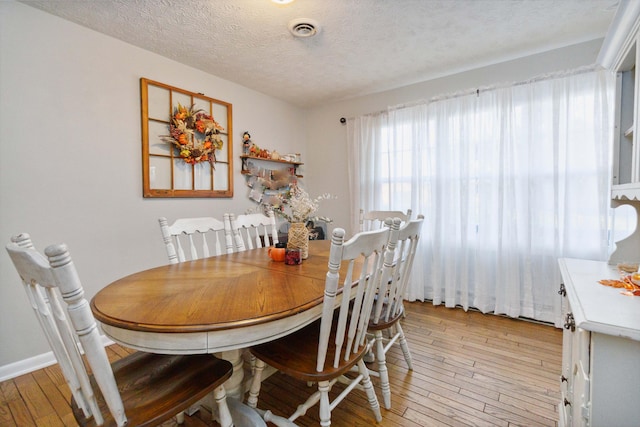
[250,319,369,383]
[72,353,232,427]
[368,303,404,331]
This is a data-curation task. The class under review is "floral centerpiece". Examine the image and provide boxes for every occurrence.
[269,184,333,224]
[163,103,224,166]
[262,184,334,259]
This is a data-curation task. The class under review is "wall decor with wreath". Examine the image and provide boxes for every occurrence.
[140,78,233,198]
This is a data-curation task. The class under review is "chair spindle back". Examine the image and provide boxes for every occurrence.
[6,235,126,426]
[226,210,278,252]
[359,209,412,232]
[159,216,230,264]
[317,217,402,372]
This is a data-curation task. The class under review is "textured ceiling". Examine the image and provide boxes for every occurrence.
[18,0,617,108]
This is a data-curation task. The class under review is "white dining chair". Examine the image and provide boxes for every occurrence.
[226,210,279,252]
[367,214,424,409]
[247,219,402,426]
[6,233,234,427]
[359,208,412,232]
[159,216,231,264]
[224,210,280,380]
[158,215,237,421]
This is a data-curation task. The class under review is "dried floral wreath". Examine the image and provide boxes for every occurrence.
[163,103,224,165]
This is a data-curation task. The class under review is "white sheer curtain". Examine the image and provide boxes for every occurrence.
[347,69,615,325]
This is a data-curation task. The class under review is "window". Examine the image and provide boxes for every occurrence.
[140,78,233,198]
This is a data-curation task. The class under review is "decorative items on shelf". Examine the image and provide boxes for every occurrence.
[162,103,224,166]
[242,131,251,155]
[247,166,295,191]
[242,130,276,159]
[240,130,299,164]
[241,131,304,205]
[280,153,301,162]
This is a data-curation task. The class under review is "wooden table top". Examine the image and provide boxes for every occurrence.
[91,241,336,334]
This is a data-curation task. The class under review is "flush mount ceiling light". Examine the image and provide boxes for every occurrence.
[288,18,320,38]
[271,0,295,4]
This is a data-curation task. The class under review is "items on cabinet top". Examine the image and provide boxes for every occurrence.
[558,258,640,341]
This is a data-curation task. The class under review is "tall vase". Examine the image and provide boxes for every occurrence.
[287,222,309,259]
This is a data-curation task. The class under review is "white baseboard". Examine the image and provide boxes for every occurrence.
[0,335,114,382]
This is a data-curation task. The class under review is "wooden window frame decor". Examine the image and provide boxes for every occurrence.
[140,78,233,198]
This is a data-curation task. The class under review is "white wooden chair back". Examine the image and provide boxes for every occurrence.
[359,209,412,231]
[317,218,401,372]
[227,210,278,252]
[371,215,424,325]
[6,234,126,426]
[158,216,230,264]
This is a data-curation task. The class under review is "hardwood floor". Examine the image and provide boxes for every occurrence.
[0,301,562,426]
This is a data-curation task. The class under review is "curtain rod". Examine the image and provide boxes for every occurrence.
[341,64,601,123]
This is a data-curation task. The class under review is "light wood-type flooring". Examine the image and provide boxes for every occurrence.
[0,301,562,426]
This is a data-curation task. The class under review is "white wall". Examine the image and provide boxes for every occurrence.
[0,0,603,373]
[0,1,305,367]
[305,39,604,235]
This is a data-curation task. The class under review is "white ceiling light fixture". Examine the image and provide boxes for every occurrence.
[271,0,295,4]
[288,18,320,38]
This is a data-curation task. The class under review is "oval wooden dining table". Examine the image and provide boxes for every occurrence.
[91,240,347,408]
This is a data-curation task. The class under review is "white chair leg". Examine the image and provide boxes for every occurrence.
[178,402,202,423]
[363,347,375,363]
[357,359,382,423]
[289,385,324,422]
[247,357,266,408]
[396,323,413,370]
[213,386,234,427]
[318,380,332,427]
[374,330,391,409]
[250,353,257,375]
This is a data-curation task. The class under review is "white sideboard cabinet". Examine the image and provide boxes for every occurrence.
[556,4,640,426]
[558,258,640,427]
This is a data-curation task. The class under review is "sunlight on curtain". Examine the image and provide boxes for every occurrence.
[347,69,617,325]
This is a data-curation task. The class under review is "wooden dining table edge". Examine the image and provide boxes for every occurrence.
[90,293,331,334]
[97,298,335,355]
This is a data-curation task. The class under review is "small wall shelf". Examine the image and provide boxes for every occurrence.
[240,155,304,178]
